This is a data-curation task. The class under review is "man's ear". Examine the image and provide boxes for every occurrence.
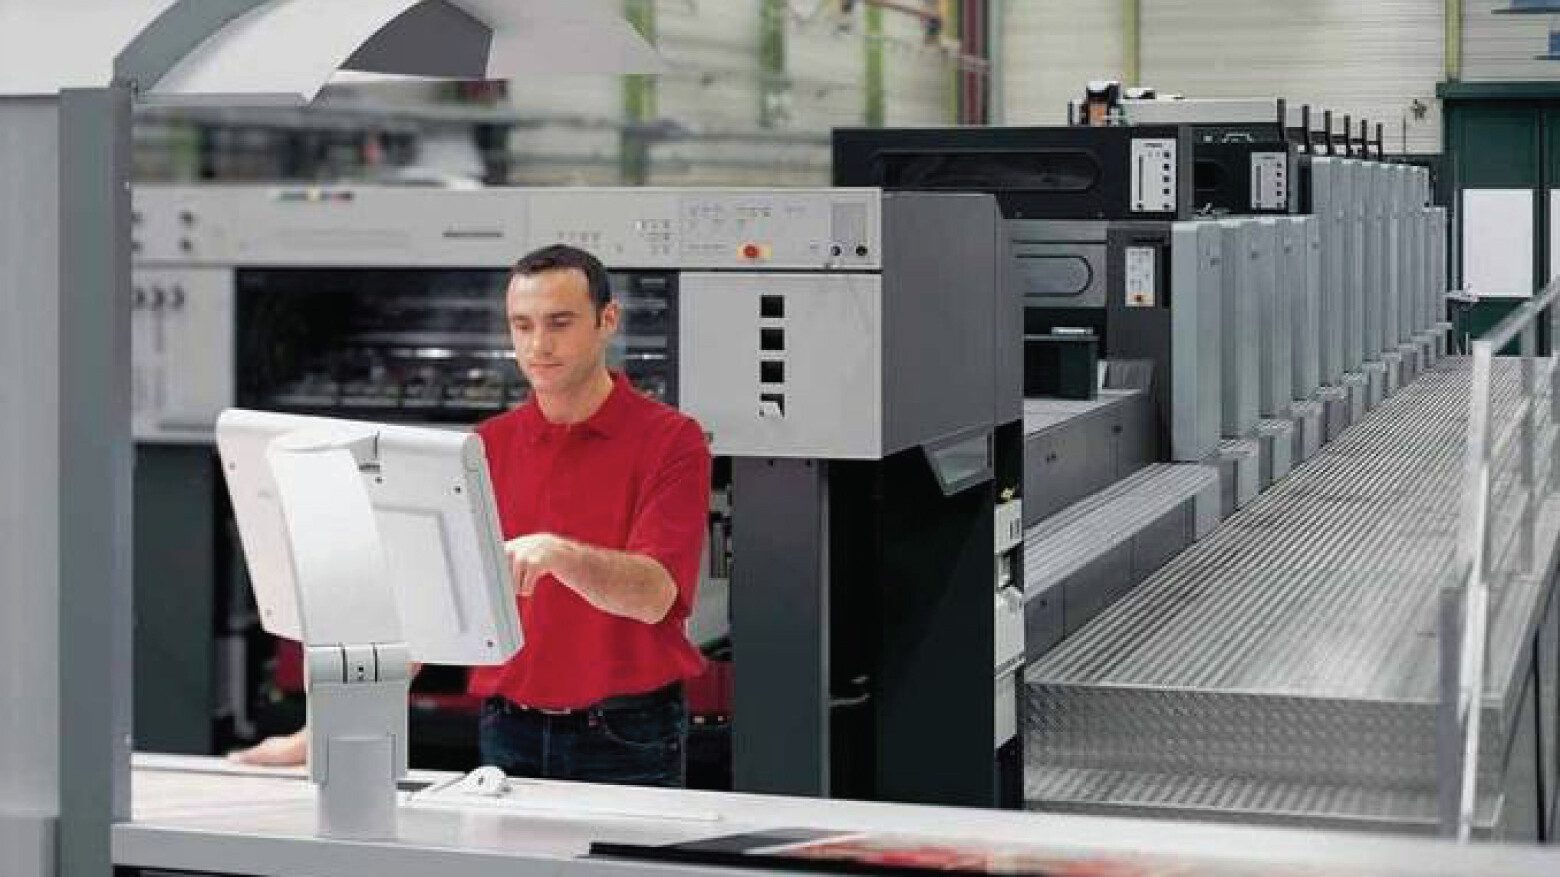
[599,300,621,333]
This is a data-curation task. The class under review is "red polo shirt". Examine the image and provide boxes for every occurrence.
[468,371,710,710]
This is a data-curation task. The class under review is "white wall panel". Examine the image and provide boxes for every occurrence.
[1140,0,1444,154]
[650,1,779,185]
[657,1,762,133]
[789,10,868,133]
[649,1,948,186]
[1463,0,1560,82]
[882,9,952,127]
[1001,0,1446,153]
[322,1,953,187]
[1001,0,1125,125]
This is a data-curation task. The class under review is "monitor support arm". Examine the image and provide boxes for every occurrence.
[304,642,410,841]
[267,430,409,840]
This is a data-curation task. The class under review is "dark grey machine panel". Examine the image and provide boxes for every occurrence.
[1022,391,1154,527]
[881,192,1009,455]
[1023,499,1201,661]
[1009,221,1108,309]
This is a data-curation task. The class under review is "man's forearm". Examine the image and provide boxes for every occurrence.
[548,540,677,624]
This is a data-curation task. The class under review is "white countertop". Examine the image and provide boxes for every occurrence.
[117,753,1560,876]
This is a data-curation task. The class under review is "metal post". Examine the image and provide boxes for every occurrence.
[59,85,135,877]
[1437,586,1465,837]
[1522,323,1537,572]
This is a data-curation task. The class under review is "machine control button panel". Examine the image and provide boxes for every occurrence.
[1130,138,1177,214]
[1251,152,1288,211]
[1124,246,1157,307]
[131,187,883,271]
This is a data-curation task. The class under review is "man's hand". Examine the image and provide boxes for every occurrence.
[505,533,571,597]
[502,533,677,624]
[228,728,307,767]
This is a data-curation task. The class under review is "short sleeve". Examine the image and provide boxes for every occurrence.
[624,417,712,622]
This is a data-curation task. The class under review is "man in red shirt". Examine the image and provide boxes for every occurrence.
[234,244,711,787]
[470,243,709,786]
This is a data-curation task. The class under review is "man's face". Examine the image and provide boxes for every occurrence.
[505,267,619,397]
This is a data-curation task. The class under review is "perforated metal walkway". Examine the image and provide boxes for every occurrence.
[1024,358,1560,833]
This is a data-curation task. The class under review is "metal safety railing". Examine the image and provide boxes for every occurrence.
[1439,279,1560,840]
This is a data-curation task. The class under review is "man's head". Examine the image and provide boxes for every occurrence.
[505,244,619,398]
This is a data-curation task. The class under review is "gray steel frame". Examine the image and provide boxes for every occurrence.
[0,86,133,877]
[0,94,65,877]
[59,84,135,877]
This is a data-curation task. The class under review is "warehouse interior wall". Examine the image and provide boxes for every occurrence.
[1463,0,1560,82]
[1002,0,1447,155]
[133,1,956,188]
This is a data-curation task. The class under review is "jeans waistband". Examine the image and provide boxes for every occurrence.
[492,681,683,718]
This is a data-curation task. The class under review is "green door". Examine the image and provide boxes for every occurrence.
[1440,84,1560,352]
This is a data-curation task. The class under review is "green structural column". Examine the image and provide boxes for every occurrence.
[865,2,885,127]
[760,0,788,128]
[1123,0,1140,88]
[621,0,656,184]
[1445,0,1462,83]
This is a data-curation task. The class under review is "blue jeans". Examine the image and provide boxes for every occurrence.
[478,692,687,788]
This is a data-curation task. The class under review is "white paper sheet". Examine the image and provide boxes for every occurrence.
[1462,188,1533,299]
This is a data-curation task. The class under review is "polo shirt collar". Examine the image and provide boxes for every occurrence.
[520,370,633,443]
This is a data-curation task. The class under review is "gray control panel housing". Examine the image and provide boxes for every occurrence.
[1254,218,1291,419]
[134,186,882,270]
[1341,159,1365,373]
[1219,218,1261,438]
[1288,217,1321,401]
[131,185,1012,460]
[1311,158,1346,386]
[1169,221,1224,463]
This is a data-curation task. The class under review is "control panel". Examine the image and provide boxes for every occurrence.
[1130,138,1177,214]
[1250,152,1289,211]
[131,186,1002,462]
[131,268,235,442]
[1124,246,1157,307]
[133,186,882,271]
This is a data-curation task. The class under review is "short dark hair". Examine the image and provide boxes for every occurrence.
[511,244,612,312]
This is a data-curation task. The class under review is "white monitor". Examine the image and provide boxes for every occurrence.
[215,408,521,665]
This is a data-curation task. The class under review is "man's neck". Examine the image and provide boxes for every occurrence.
[534,366,615,425]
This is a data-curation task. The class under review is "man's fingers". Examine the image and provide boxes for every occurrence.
[523,565,546,595]
[504,535,554,597]
[510,556,532,595]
